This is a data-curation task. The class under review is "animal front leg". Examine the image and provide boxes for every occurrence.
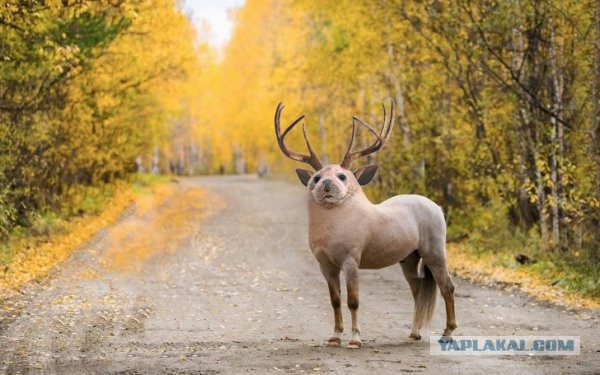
[343,260,361,349]
[321,267,343,347]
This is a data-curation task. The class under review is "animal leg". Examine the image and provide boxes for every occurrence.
[425,258,457,339]
[400,251,424,340]
[321,266,343,347]
[343,259,361,349]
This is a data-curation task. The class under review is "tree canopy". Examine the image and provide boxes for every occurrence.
[1,0,598,274]
[195,0,599,257]
[1,0,202,235]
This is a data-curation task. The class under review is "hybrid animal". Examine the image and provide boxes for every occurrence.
[274,100,457,348]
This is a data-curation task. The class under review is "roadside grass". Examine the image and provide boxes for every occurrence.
[447,216,600,310]
[0,174,171,297]
[447,244,600,310]
[100,181,224,273]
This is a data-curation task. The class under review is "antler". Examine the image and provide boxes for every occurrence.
[274,102,323,170]
[340,99,395,169]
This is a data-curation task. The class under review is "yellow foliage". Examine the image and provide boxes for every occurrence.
[0,179,226,302]
[0,184,133,299]
[101,183,225,272]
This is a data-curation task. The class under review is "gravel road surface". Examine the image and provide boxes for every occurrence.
[0,176,598,374]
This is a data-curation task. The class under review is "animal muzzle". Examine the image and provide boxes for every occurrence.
[313,179,345,204]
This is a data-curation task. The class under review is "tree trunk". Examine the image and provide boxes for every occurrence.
[152,145,160,175]
[385,38,411,146]
[593,1,600,246]
[318,112,329,165]
[548,17,564,249]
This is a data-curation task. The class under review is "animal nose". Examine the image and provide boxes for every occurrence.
[323,179,333,192]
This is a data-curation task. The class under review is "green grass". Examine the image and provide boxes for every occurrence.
[528,253,600,299]
[131,173,173,196]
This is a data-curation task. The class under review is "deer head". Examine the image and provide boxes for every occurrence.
[274,100,395,207]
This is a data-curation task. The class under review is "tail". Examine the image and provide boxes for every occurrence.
[413,264,437,330]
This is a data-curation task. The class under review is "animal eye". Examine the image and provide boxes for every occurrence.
[313,176,320,183]
[337,174,347,181]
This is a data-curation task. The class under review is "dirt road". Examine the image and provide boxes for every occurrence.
[1,176,598,374]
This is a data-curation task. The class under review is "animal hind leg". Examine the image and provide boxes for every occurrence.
[422,254,457,339]
[400,250,423,340]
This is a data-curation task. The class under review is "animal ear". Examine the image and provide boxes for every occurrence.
[295,168,314,186]
[353,165,378,186]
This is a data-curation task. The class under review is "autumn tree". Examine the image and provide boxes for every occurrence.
[194,0,599,274]
[0,0,204,236]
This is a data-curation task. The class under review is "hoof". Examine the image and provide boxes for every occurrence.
[409,333,421,340]
[327,337,341,347]
[438,335,454,343]
[348,340,361,349]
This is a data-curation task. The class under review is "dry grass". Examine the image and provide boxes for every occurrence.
[447,243,600,310]
[100,183,224,273]
[0,180,227,300]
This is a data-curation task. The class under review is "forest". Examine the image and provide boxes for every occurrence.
[1,0,206,234]
[1,0,599,296]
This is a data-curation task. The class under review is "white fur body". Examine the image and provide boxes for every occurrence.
[308,193,446,270]
[298,165,456,348]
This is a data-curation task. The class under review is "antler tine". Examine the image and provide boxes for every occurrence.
[374,100,394,145]
[343,122,357,161]
[352,116,382,141]
[340,99,395,169]
[380,101,388,139]
[274,102,323,170]
[382,99,394,144]
[301,123,321,163]
[342,116,383,164]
